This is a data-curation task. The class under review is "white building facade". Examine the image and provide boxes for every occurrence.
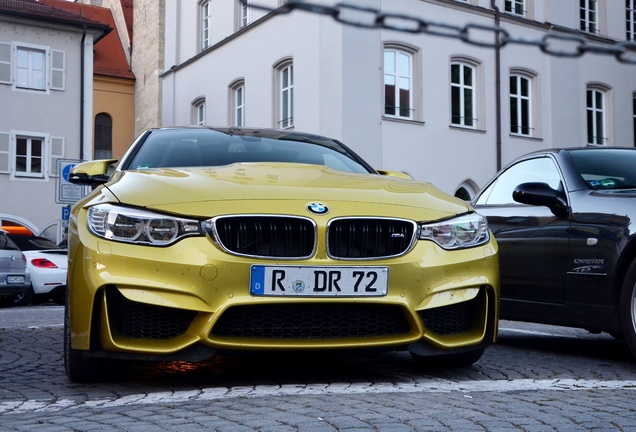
[161,0,636,199]
[0,1,107,240]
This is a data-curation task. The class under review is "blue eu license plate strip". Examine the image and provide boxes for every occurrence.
[250,265,388,297]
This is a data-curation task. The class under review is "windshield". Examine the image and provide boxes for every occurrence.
[123,129,373,174]
[567,148,636,190]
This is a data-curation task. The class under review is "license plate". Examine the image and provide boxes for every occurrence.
[6,276,25,284]
[250,265,388,297]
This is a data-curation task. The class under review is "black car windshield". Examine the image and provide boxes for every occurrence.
[567,148,636,190]
[8,235,62,251]
[124,128,374,174]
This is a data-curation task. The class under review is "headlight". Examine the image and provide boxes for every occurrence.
[87,204,202,246]
[418,213,490,250]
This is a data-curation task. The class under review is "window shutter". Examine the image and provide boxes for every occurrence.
[50,137,65,177]
[0,132,10,174]
[0,43,11,85]
[50,50,65,91]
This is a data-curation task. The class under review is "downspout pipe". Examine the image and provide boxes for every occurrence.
[80,25,87,161]
[491,1,502,171]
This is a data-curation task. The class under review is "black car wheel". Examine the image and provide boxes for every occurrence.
[12,286,33,307]
[0,295,16,308]
[64,290,133,382]
[620,259,636,359]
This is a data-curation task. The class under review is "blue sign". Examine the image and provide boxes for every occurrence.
[62,206,71,221]
[62,163,76,182]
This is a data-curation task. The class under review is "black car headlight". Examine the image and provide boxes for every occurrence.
[417,213,490,250]
[87,204,202,246]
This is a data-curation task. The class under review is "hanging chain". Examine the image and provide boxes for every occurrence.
[239,0,636,64]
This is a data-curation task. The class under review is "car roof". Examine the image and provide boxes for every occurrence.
[145,126,340,144]
[511,146,636,160]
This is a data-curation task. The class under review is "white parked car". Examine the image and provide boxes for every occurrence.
[8,234,67,306]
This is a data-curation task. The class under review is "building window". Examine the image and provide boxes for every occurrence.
[580,0,598,34]
[15,135,44,178]
[193,98,206,125]
[16,46,45,90]
[276,61,293,129]
[628,0,636,41]
[510,74,532,136]
[234,84,245,126]
[384,48,413,119]
[240,0,251,28]
[94,113,112,159]
[451,62,476,128]
[504,0,525,16]
[201,0,212,50]
[587,88,606,145]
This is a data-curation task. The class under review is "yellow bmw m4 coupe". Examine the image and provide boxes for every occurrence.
[65,127,499,382]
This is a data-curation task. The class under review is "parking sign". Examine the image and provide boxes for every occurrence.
[56,159,86,204]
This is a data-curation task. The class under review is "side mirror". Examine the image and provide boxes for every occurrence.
[69,159,118,186]
[513,182,569,218]
[377,169,413,180]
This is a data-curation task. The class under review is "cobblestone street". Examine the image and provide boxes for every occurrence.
[1,305,636,431]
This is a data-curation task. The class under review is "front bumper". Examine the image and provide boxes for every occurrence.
[68,222,499,359]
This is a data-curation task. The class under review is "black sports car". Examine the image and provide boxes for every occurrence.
[472,147,636,358]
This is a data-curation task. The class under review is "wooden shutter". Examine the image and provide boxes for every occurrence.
[50,50,65,91]
[0,43,11,85]
[50,137,65,177]
[0,132,10,174]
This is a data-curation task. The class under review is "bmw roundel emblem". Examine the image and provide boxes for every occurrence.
[307,202,329,215]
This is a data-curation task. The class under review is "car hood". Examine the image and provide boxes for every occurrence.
[103,163,471,220]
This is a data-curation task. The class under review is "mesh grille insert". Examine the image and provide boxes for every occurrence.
[211,303,411,339]
[328,218,415,259]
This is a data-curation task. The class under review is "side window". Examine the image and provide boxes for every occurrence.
[628,0,636,41]
[229,80,245,127]
[587,86,608,145]
[15,134,45,179]
[475,157,561,205]
[504,0,525,16]
[238,0,251,29]
[450,59,481,129]
[200,0,212,51]
[509,72,536,137]
[16,46,46,90]
[192,97,206,125]
[580,0,599,34]
[384,47,414,119]
[274,59,293,129]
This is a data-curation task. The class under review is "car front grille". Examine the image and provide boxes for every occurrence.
[327,218,415,259]
[106,287,196,340]
[208,215,415,259]
[419,289,485,335]
[210,303,411,339]
[212,216,316,259]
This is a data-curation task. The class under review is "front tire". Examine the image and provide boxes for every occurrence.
[64,292,113,382]
[620,259,636,359]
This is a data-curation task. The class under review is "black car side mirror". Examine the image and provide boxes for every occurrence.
[513,182,569,218]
